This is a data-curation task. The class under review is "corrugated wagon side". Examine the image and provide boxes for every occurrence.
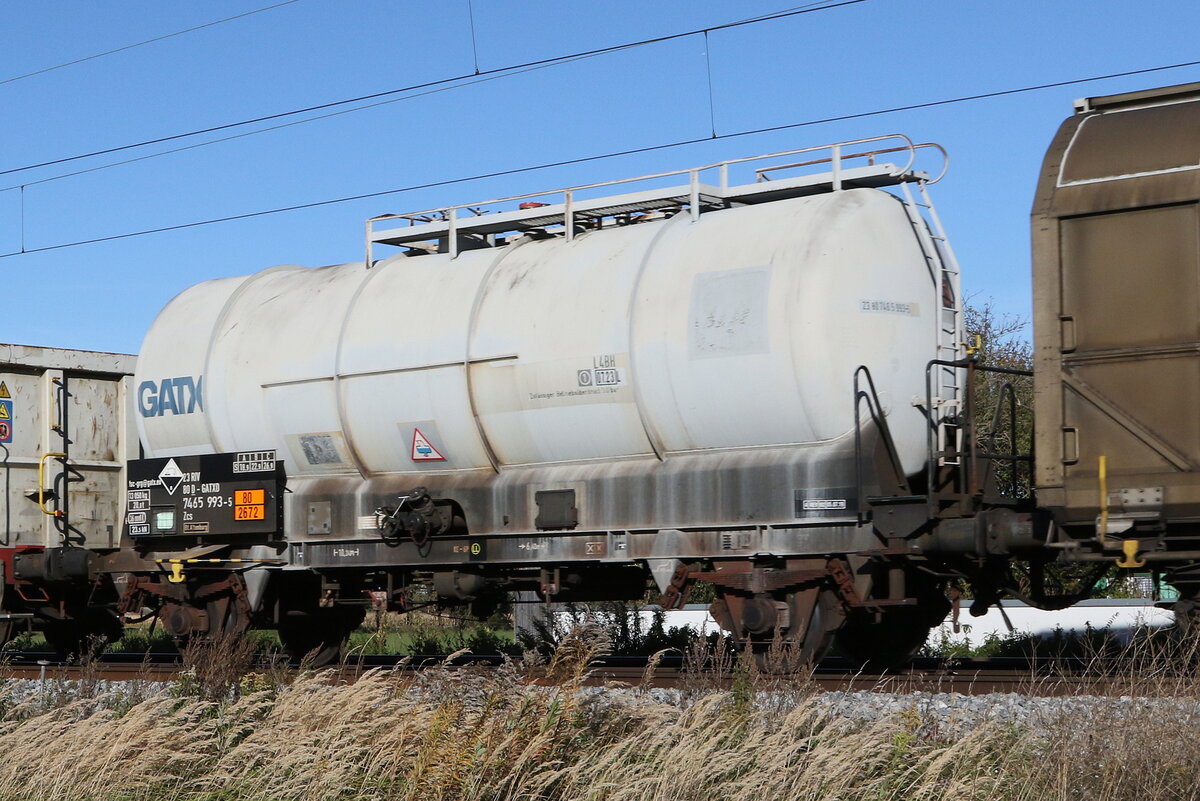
[0,344,136,654]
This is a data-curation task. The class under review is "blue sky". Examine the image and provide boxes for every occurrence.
[3,0,1199,353]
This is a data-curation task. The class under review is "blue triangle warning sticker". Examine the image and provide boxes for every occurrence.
[411,427,445,461]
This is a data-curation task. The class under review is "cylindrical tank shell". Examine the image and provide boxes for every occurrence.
[338,246,497,473]
[468,220,664,466]
[631,190,931,463]
[135,274,249,457]
[135,188,941,476]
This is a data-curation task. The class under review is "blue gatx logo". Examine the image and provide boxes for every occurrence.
[138,376,204,417]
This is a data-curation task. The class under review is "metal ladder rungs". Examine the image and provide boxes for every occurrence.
[901,177,964,491]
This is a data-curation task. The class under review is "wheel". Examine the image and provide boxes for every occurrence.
[91,607,125,644]
[279,607,366,667]
[834,578,951,669]
[0,564,15,651]
[205,594,250,641]
[834,608,936,669]
[750,587,844,672]
[1164,593,1200,666]
[42,608,124,661]
[159,575,253,651]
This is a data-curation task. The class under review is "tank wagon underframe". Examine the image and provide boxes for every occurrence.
[286,432,872,542]
[289,522,883,571]
[282,434,897,572]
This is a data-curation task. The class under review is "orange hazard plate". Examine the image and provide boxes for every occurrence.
[235,489,265,505]
[234,505,265,521]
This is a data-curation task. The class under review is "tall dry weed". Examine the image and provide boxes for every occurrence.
[0,624,1197,799]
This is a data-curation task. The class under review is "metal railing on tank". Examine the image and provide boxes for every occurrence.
[364,134,950,263]
[924,358,1035,512]
[852,365,912,526]
[754,141,949,186]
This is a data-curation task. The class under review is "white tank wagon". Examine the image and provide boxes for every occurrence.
[122,137,965,664]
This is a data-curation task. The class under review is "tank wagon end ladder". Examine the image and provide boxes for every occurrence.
[896,179,965,478]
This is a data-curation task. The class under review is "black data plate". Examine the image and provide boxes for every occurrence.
[125,450,285,538]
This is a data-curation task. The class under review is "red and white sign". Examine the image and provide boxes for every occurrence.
[411,427,445,461]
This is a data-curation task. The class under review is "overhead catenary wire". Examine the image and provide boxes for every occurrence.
[0,0,304,88]
[2,57,1198,261]
[0,0,865,179]
[0,51,603,194]
[0,0,858,192]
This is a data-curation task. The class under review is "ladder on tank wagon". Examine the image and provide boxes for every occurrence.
[896,180,965,473]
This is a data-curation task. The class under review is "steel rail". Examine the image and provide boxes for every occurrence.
[0,653,1174,697]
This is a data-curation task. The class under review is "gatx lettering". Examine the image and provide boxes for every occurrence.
[138,376,204,417]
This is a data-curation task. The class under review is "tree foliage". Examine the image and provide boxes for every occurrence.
[962,299,1034,500]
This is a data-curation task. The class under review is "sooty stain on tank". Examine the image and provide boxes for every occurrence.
[507,263,536,291]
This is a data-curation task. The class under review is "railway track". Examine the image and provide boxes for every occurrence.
[0,653,1151,696]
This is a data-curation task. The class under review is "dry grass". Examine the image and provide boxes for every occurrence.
[0,627,1196,799]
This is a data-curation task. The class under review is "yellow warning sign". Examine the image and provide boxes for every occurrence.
[0,382,9,399]
[0,404,8,420]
